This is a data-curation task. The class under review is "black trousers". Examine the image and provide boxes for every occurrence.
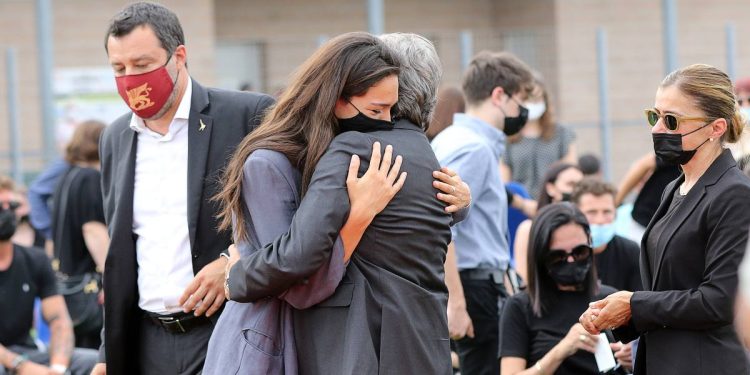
[137,314,215,375]
[454,273,508,375]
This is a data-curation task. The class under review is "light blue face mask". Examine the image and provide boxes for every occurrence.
[590,223,616,248]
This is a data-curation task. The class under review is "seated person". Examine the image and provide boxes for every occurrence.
[0,176,97,375]
[500,202,618,375]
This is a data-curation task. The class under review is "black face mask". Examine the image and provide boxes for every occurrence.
[499,95,529,136]
[504,105,529,136]
[652,122,711,165]
[547,257,591,288]
[338,101,395,134]
[0,209,17,241]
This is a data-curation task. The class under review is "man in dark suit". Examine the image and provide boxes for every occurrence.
[91,3,273,374]
[224,33,460,374]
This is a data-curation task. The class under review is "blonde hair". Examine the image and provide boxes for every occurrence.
[661,64,744,143]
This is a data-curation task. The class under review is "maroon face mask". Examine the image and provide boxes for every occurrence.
[115,58,177,119]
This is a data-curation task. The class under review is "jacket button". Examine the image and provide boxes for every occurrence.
[193,254,198,259]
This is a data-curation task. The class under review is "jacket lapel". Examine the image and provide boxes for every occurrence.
[648,149,736,289]
[638,177,676,290]
[116,123,137,242]
[187,81,213,251]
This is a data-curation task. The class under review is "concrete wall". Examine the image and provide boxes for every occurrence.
[0,0,215,175]
[553,0,750,181]
[4,0,750,184]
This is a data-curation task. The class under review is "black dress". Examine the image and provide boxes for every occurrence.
[500,285,617,375]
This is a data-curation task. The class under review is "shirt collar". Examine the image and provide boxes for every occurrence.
[452,113,506,158]
[129,76,193,135]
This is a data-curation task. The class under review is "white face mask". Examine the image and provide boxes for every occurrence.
[524,102,546,121]
[741,107,750,125]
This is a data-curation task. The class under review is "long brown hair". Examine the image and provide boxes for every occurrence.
[214,32,399,242]
[427,86,465,140]
[527,202,596,317]
[508,72,556,143]
[65,120,106,164]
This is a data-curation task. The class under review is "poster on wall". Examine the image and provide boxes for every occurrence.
[54,67,128,147]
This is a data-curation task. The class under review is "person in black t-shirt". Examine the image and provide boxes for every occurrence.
[0,176,97,375]
[51,120,108,349]
[500,203,617,375]
[614,153,680,243]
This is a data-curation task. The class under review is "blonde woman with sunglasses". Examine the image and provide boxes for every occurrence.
[580,64,750,375]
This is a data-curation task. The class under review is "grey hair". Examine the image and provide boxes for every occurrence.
[379,33,442,131]
[105,2,185,57]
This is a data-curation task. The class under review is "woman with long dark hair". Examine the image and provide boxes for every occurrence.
[204,32,468,374]
[501,202,617,374]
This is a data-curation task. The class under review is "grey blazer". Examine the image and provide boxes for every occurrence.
[203,150,345,375]
[228,120,456,374]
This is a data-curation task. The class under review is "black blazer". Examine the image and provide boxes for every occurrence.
[615,149,750,375]
[228,120,455,374]
[98,80,273,374]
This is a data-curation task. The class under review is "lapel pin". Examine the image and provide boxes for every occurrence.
[199,119,207,132]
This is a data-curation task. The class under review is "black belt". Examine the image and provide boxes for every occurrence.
[144,310,211,334]
[459,268,505,284]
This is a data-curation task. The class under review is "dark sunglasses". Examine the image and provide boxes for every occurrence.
[645,108,710,131]
[544,244,592,267]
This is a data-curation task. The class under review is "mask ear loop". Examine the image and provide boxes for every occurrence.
[345,99,364,115]
[681,119,714,152]
[164,52,181,87]
[681,119,713,137]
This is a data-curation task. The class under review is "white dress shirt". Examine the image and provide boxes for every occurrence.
[131,78,194,314]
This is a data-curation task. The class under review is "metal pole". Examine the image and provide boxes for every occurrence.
[726,23,737,80]
[662,0,678,75]
[460,30,473,71]
[596,28,612,182]
[6,48,23,184]
[367,0,384,35]
[36,0,56,164]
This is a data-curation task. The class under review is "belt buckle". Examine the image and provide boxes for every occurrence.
[158,316,186,333]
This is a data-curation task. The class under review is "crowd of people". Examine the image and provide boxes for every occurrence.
[3,2,750,375]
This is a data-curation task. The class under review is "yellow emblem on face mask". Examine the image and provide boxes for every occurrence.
[127,83,155,111]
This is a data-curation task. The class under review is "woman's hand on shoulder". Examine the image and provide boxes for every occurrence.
[433,167,471,213]
[345,142,407,223]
